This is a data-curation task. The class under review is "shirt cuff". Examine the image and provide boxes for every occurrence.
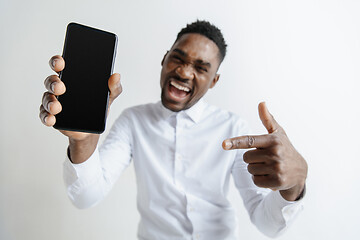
[63,146,103,193]
[269,190,305,223]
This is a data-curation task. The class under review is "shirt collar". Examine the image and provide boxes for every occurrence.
[183,99,206,123]
[158,100,176,120]
[158,99,207,123]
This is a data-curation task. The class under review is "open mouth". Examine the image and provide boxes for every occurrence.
[168,80,191,101]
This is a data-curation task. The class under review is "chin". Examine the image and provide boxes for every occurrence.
[161,97,185,112]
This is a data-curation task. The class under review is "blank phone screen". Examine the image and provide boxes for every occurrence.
[54,22,117,134]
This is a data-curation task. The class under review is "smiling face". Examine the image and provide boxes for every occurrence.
[160,33,221,112]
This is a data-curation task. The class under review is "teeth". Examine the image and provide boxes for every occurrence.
[170,81,190,92]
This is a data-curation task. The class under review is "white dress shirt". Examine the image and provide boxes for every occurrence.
[63,100,304,240]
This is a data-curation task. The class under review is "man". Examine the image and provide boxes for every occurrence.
[40,20,307,239]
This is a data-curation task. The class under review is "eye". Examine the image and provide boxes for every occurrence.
[171,55,183,63]
[196,66,208,73]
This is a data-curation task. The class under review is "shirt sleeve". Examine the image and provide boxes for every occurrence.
[63,109,133,209]
[231,121,305,238]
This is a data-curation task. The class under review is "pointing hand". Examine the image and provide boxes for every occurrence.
[223,102,307,201]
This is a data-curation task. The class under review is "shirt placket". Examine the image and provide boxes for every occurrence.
[174,113,202,240]
[173,113,185,193]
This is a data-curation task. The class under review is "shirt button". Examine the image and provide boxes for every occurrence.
[195,233,201,239]
[188,207,195,212]
[175,153,182,161]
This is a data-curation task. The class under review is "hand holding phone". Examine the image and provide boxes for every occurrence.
[40,23,122,138]
[53,22,118,134]
[40,55,122,164]
[39,23,122,164]
[40,56,122,140]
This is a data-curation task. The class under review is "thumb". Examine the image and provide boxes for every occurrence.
[258,102,280,134]
[108,73,122,106]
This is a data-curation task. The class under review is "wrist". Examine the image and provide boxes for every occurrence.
[280,182,306,201]
[68,135,99,164]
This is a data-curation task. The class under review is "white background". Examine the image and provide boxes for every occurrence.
[0,0,359,239]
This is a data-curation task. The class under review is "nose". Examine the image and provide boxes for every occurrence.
[175,64,194,81]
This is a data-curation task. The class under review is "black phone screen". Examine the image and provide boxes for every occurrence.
[54,22,117,134]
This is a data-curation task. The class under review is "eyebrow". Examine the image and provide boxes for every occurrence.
[173,48,212,68]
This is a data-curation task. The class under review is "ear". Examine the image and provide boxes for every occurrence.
[209,74,220,89]
[161,51,169,66]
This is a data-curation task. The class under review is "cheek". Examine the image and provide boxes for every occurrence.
[163,59,178,71]
[160,67,167,86]
[196,77,214,93]
[160,63,173,81]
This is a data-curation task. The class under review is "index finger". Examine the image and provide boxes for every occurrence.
[49,55,65,73]
[222,134,276,150]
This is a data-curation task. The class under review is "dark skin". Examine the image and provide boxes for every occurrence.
[39,33,307,201]
[39,57,121,163]
[160,33,220,112]
[222,103,308,201]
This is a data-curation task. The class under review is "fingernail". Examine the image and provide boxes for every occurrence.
[223,140,232,150]
[50,82,56,92]
[47,102,53,112]
[52,59,57,68]
[44,116,48,124]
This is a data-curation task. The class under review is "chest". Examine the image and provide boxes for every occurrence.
[130,114,238,196]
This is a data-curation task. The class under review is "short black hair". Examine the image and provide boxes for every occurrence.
[176,20,227,63]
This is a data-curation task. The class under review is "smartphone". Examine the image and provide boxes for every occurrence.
[54,22,118,134]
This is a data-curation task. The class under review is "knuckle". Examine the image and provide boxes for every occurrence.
[232,139,239,148]
[274,173,285,186]
[247,135,255,148]
[271,135,282,145]
[272,162,283,174]
[233,140,240,148]
[271,146,283,159]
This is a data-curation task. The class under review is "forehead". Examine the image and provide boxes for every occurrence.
[170,33,220,65]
